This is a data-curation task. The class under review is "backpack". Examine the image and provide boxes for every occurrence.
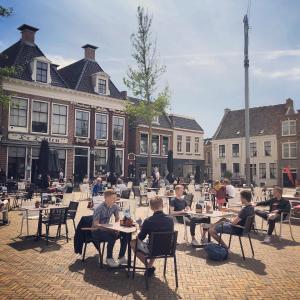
[204,243,228,261]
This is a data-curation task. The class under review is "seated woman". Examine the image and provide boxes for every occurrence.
[92,177,104,196]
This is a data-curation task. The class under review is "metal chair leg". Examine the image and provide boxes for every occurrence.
[238,236,245,260]
[82,243,87,262]
[132,242,138,279]
[163,257,167,276]
[26,211,29,236]
[289,218,295,241]
[65,223,69,243]
[174,254,178,288]
[228,234,232,249]
[20,215,24,236]
[248,234,254,257]
[72,219,76,231]
[46,225,49,245]
[145,259,149,290]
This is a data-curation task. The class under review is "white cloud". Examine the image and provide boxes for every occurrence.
[260,49,300,60]
[47,55,76,68]
[253,67,300,80]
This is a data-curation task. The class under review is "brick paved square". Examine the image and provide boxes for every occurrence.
[1,195,300,300]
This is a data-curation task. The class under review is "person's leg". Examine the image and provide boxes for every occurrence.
[209,221,232,248]
[267,215,281,235]
[130,239,155,269]
[255,210,268,220]
[92,231,116,259]
[118,232,129,259]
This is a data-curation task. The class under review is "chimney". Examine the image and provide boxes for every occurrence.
[52,64,59,71]
[120,91,127,100]
[18,24,39,44]
[285,98,294,108]
[224,108,231,115]
[82,44,98,60]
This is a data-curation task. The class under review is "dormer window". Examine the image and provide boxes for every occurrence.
[36,61,48,83]
[152,115,159,124]
[98,79,106,95]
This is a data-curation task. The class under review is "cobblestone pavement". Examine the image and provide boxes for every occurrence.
[1,195,300,300]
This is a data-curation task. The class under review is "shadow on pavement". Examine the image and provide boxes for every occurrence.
[69,256,181,299]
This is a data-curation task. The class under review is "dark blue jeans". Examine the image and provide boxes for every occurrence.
[92,230,129,259]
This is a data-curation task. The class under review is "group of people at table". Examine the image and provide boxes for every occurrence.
[91,184,291,275]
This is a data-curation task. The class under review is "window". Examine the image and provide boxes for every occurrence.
[95,113,108,140]
[57,149,66,174]
[75,110,89,137]
[264,141,271,156]
[282,120,296,136]
[220,163,227,177]
[152,115,159,124]
[95,148,107,176]
[250,164,257,177]
[7,146,26,180]
[32,101,48,133]
[186,136,191,153]
[151,135,159,155]
[162,136,169,155]
[195,137,200,154]
[270,163,277,179]
[282,142,297,159]
[206,152,211,164]
[232,144,239,157]
[115,149,124,175]
[259,163,266,179]
[233,163,240,176]
[140,133,148,154]
[52,104,67,135]
[250,142,257,157]
[36,61,48,83]
[10,98,28,128]
[219,145,225,158]
[177,135,182,152]
[98,79,106,95]
[112,116,124,141]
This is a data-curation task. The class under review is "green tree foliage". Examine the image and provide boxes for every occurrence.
[124,6,170,176]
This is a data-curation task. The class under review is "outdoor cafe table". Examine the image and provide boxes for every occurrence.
[283,194,300,201]
[83,222,137,272]
[21,204,67,240]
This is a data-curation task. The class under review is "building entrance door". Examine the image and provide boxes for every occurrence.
[74,148,89,183]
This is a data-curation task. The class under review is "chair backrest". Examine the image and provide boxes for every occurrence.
[243,215,255,234]
[148,231,178,257]
[80,184,89,193]
[121,189,131,199]
[18,182,26,191]
[48,207,68,225]
[127,181,133,189]
[92,195,104,208]
[184,194,194,208]
[132,186,141,197]
[68,201,79,218]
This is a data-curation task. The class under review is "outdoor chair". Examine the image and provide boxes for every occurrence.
[42,207,69,244]
[219,215,255,260]
[67,201,79,231]
[120,188,131,199]
[0,199,9,225]
[133,186,148,206]
[132,231,178,289]
[19,203,40,236]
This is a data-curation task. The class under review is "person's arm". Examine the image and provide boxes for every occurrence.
[255,199,272,207]
[277,200,291,214]
[169,203,187,216]
[138,220,149,241]
[231,216,242,225]
[114,206,120,222]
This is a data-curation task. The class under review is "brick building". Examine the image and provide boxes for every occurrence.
[0,24,128,184]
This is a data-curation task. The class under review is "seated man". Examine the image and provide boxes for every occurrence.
[255,186,291,243]
[209,190,254,248]
[170,185,210,246]
[92,177,104,196]
[131,196,174,277]
[92,189,128,267]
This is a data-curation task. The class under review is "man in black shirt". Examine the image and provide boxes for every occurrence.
[209,190,254,248]
[255,186,291,243]
[131,196,174,277]
[170,185,210,246]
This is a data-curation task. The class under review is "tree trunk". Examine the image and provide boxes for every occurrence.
[147,122,152,177]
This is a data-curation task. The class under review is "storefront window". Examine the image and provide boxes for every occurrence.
[7,146,26,180]
[115,149,124,175]
[95,148,107,176]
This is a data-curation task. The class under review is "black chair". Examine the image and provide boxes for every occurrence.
[42,207,69,245]
[184,194,194,208]
[219,215,255,260]
[120,189,131,199]
[67,201,79,231]
[133,186,148,206]
[132,231,178,289]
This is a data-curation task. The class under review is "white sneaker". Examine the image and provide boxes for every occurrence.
[106,258,119,268]
[191,239,200,246]
[263,235,271,244]
[118,256,127,265]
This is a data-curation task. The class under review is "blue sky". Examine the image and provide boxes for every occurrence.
[1,0,300,137]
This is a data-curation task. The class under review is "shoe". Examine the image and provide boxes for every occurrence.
[263,235,271,244]
[106,258,119,268]
[118,256,127,265]
[191,239,200,246]
[144,267,156,277]
[201,237,208,244]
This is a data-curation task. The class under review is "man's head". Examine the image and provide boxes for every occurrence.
[240,190,252,205]
[96,177,102,184]
[104,189,116,207]
[224,179,230,186]
[273,186,282,199]
[175,185,184,198]
[150,196,163,212]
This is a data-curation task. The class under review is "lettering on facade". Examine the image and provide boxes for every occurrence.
[8,133,68,144]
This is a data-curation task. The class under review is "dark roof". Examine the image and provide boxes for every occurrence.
[204,138,212,146]
[58,59,123,99]
[213,104,288,140]
[0,40,68,88]
[169,114,203,132]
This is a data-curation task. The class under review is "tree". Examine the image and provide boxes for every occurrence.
[124,6,170,177]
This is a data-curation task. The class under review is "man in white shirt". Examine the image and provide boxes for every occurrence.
[224,179,235,201]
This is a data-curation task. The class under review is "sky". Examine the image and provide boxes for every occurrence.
[1,0,300,137]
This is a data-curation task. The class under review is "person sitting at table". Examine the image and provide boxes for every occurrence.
[255,186,291,244]
[214,180,226,210]
[130,196,174,277]
[92,177,104,196]
[92,189,129,267]
[170,185,210,246]
[115,178,126,195]
[209,190,254,248]
[82,175,89,184]
[63,178,73,193]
